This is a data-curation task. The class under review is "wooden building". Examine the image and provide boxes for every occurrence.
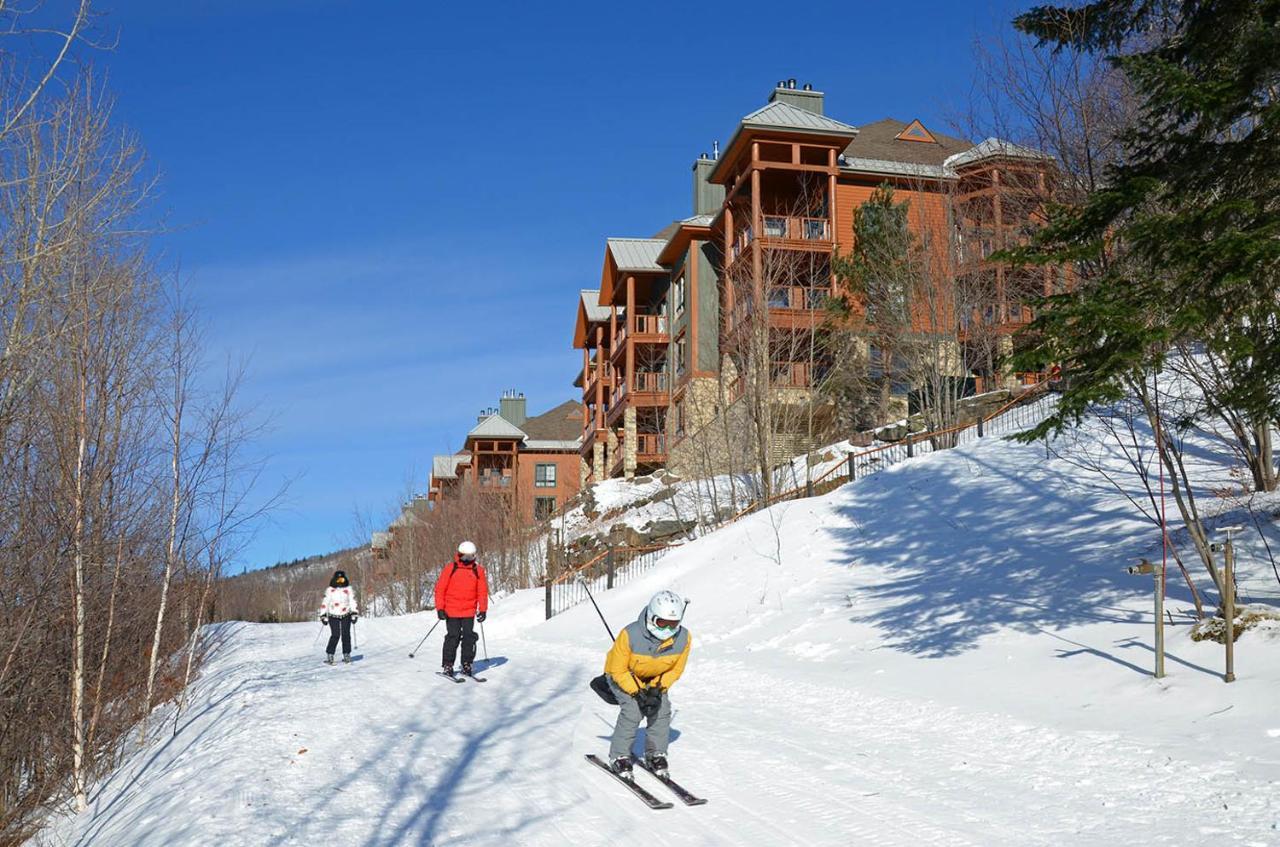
[574,80,1059,481]
[427,392,584,522]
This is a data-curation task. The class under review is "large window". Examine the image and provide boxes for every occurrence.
[535,463,557,488]
[534,496,557,521]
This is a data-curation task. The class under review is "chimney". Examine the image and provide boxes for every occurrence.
[768,80,824,115]
[692,151,725,216]
[499,390,527,427]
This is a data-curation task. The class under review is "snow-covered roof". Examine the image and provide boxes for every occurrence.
[839,156,950,180]
[944,138,1051,169]
[432,453,469,480]
[524,438,581,451]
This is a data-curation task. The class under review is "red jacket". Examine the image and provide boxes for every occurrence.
[434,556,488,618]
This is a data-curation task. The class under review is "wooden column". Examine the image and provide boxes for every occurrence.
[594,327,605,430]
[625,275,635,393]
[751,160,762,296]
[993,168,1005,323]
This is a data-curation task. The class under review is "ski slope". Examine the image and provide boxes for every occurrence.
[38,429,1280,846]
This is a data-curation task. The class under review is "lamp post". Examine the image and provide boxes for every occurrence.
[1125,558,1164,678]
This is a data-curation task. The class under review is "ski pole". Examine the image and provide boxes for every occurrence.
[479,619,488,663]
[408,619,442,658]
[313,620,324,647]
[353,620,358,652]
[577,574,615,641]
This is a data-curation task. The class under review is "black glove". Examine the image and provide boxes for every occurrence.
[437,609,447,621]
[350,614,358,624]
[635,687,662,719]
[476,611,486,623]
[320,614,329,625]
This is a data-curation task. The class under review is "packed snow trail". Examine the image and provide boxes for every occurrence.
[39,425,1280,845]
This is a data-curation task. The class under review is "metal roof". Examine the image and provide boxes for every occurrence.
[606,238,667,273]
[839,157,950,180]
[431,453,469,480]
[944,138,1051,169]
[467,414,528,441]
[740,100,859,137]
[580,289,613,323]
[524,438,582,451]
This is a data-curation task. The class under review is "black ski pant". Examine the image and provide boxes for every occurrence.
[441,616,477,667]
[326,615,352,656]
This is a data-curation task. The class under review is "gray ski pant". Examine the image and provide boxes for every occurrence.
[606,676,671,760]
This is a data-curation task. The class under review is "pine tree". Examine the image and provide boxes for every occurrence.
[1008,0,1280,438]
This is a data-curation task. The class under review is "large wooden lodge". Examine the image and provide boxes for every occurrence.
[574,80,1059,483]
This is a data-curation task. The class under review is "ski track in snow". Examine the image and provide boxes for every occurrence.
[36,415,1280,847]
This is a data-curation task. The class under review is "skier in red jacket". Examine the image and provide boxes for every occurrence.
[434,540,489,678]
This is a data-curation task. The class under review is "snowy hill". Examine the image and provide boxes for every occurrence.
[36,421,1280,845]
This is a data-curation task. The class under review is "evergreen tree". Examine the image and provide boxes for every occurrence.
[1008,0,1280,439]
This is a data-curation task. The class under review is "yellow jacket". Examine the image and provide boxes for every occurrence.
[604,611,691,695]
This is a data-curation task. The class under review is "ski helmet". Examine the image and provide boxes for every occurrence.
[645,590,684,640]
[331,570,348,587]
[457,540,477,562]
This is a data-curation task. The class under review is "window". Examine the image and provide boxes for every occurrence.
[675,401,686,437]
[535,463,557,488]
[534,497,557,521]
[672,274,686,319]
[674,334,688,377]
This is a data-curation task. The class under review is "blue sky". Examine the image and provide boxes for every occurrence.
[91,0,1024,568]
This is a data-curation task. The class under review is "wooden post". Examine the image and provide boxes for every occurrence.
[906,437,914,459]
[544,579,552,620]
[977,415,984,438]
[847,454,856,482]
[1224,530,1238,683]
[606,546,615,590]
[1154,563,1166,679]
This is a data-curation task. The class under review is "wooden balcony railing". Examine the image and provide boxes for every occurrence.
[636,433,667,456]
[766,285,832,311]
[632,371,669,393]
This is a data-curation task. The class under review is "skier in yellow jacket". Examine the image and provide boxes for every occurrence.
[602,590,690,777]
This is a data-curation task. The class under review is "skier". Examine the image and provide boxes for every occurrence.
[602,590,690,777]
[319,569,358,664]
[434,540,488,678]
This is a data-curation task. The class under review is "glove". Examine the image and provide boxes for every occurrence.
[476,611,486,623]
[350,614,358,624]
[320,615,329,625]
[437,609,447,621]
[635,687,662,719]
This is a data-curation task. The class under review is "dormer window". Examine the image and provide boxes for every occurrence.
[895,119,937,144]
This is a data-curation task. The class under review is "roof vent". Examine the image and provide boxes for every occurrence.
[803,83,813,91]
[788,78,797,89]
[712,140,719,159]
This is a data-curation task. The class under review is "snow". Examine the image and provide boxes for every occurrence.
[34,406,1280,846]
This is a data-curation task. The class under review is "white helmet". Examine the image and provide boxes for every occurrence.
[457,540,477,561]
[645,590,684,639]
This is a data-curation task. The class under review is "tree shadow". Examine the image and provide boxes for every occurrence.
[819,444,1177,658]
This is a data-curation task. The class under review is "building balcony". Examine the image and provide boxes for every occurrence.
[731,216,831,261]
[604,371,671,427]
[612,314,670,357]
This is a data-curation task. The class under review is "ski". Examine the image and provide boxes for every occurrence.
[435,671,465,684]
[635,760,708,806]
[461,672,487,683]
[584,755,673,810]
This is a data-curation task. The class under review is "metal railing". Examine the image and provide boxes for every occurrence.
[545,545,672,619]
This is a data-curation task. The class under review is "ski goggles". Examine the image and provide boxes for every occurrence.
[654,617,679,630]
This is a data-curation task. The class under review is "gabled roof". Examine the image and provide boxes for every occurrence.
[895,119,937,144]
[574,289,616,348]
[740,100,860,136]
[579,289,612,323]
[432,452,470,480]
[467,414,527,441]
[944,137,1051,169]
[606,238,666,273]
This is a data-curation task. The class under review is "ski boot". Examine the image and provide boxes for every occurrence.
[441,664,455,677]
[324,654,335,665]
[342,654,352,664]
[461,662,474,677]
[645,753,669,778]
[609,755,634,778]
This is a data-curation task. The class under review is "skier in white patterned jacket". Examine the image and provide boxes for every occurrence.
[319,570,358,664]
